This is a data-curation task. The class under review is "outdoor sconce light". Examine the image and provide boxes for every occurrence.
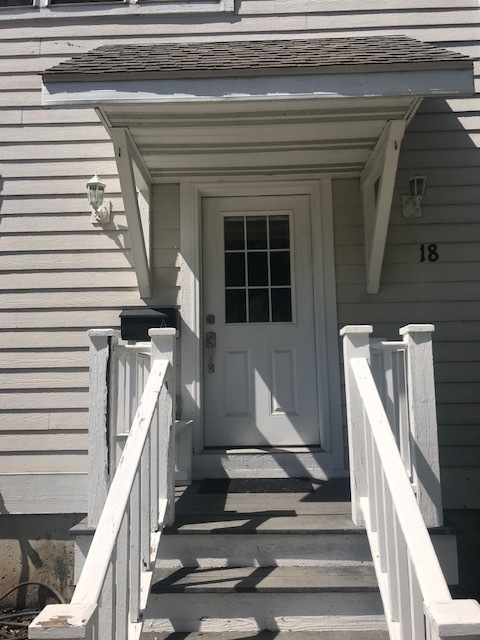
[402,173,428,218]
[87,174,112,225]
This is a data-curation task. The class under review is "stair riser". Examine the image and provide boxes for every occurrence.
[144,592,385,632]
[157,533,371,568]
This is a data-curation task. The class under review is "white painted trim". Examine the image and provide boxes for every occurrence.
[42,68,474,108]
[0,473,87,514]
[179,179,341,470]
[361,120,406,295]
[110,127,152,298]
[0,0,233,21]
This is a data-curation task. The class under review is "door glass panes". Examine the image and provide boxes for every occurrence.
[224,214,293,323]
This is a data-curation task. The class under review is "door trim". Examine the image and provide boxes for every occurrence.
[179,179,344,472]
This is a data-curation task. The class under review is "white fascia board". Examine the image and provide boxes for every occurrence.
[42,68,474,107]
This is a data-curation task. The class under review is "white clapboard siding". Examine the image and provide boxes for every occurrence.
[2,410,87,431]
[0,453,87,473]
[0,1,478,509]
[0,370,88,389]
[0,432,87,452]
[0,270,137,289]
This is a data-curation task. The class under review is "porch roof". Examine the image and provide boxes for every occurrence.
[41,36,474,297]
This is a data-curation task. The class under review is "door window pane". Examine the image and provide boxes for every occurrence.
[225,253,246,287]
[272,289,292,322]
[246,216,267,249]
[249,289,270,323]
[270,251,291,286]
[224,217,245,250]
[269,216,290,249]
[226,289,247,323]
[248,252,268,287]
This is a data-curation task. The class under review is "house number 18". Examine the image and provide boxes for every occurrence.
[420,244,439,262]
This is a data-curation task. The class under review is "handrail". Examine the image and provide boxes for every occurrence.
[346,352,480,640]
[29,329,178,640]
[341,324,442,527]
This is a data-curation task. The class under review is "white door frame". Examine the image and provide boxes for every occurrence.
[179,178,344,472]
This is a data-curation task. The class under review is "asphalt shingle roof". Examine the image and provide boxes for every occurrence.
[43,36,471,81]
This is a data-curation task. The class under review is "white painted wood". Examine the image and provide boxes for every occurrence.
[87,328,118,527]
[110,127,152,298]
[0,473,87,514]
[150,328,177,527]
[340,325,373,525]
[362,120,406,294]
[42,69,473,108]
[203,194,320,447]
[425,600,480,640]
[399,324,443,527]
[29,603,96,640]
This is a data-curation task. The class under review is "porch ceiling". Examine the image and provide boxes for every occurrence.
[99,96,416,180]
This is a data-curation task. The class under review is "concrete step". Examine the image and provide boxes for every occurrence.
[142,632,390,640]
[158,514,371,568]
[144,565,385,632]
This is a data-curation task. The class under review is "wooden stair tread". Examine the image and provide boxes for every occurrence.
[165,514,364,535]
[151,565,379,594]
[142,633,389,640]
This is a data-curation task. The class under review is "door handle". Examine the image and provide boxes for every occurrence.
[206,331,216,373]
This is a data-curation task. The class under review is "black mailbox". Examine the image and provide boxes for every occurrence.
[120,307,178,341]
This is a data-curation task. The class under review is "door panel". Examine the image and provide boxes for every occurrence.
[203,194,320,447]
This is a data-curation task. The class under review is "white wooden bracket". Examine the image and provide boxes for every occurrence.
[109,127,153,299]
[360,119,406,295]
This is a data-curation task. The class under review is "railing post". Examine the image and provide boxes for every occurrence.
[150,328,177,527]
[424,600,480,640]
[87,328,119,528]
[399,324,443,527]
[340,325,373,525]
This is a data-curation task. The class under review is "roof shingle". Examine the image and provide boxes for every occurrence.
[42,36,471,81]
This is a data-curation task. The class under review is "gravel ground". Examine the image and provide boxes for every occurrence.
[0,609,38,639]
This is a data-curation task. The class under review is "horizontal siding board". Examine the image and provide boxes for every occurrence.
[440,446,480,467]
[337,262,480,285]
[239,1,480,13]
[0,160,118,179]
[0,251,133,270]
[1,410,87,431]
[0,177,120,197]
[0,270,137,289]
[0,330,89,349]
[439,424,480,446]
[337,282,480,304]
[0,124,109,143]
[0,350,88,368]
[0,370,88,388]
[442,469,480,509]
[0,431,87,452]
[0,214,128,232]
[0,473,87,513]
[0,232,130,251]
[0,289,143,309]
[0,453,87,474]
[0,309,126,329]
[0,143,115,162]
[0,197,123,215]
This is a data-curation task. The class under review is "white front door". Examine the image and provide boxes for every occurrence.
[203,194,320,447]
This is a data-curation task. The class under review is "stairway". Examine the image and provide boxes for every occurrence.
[141,479,388,638]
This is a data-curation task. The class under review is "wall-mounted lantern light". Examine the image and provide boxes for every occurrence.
[402,173,428,218]
[87,174,112,225]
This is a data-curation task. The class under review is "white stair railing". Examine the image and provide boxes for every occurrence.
[341,325,480,640]
[29,328,177,640]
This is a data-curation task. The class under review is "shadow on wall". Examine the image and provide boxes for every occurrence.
[0,512,85,609]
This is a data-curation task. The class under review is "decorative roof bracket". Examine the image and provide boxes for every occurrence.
[360,119,406,295]
[108,125,153,299]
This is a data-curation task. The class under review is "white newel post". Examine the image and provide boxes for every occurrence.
[400,324,443,527]
[425,600,480,640]
[150,328,177,527]
[340,325,373,525]
[87,328,119,528]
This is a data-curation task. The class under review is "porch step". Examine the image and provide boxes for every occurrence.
[142,633,390,640]
[158,514,371,567]
[144,481,386,634]
[144,565,385,632]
